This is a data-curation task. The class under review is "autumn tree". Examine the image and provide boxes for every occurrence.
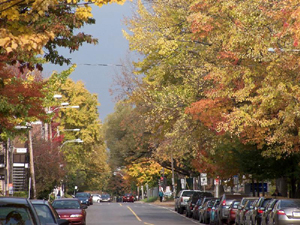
[51,77,110,192]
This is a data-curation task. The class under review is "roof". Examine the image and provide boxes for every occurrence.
[0,197,29,205]
[53,198,79,201]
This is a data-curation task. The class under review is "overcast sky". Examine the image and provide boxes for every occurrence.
[43,1,137,122]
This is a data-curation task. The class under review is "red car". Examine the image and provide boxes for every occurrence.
[123,194,135,202]
[227,200,241,225]
[52,198,87,225]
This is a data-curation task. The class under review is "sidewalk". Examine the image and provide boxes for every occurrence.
[138,200,175,208]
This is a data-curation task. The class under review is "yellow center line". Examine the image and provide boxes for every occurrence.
[144,222,154,225]
[119,203,123,206]
[127,206,142,222]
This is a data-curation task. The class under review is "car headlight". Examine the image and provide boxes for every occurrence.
[70,214,83,218]
[86,199,89,201]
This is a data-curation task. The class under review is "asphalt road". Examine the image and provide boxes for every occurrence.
[86,202,200,225]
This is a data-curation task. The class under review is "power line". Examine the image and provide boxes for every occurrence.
[77,63,123,67]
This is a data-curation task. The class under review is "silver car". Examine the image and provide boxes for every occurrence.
[92,194,102,203]
[175,190,200,214]
[268,199,300,225]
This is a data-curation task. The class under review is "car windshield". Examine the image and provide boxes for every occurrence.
[102,194,110,198]
[76,193,88,197]
[281,200,300,208]
[52,200,81,209]
[0,205,34,225]
[182,191,194,197]
[33,204,55,224]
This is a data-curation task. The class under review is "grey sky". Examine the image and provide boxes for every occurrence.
[43,1,137,122]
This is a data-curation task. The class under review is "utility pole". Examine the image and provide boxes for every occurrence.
[171,152,176,198]
[28,129,36,199]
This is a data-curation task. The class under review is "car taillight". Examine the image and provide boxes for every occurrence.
[181,197,183,202]
[277,210,285,215]
[207,208,212,211]
[258,209,264,214]
[230,210,236,215]
[222,200,226,206]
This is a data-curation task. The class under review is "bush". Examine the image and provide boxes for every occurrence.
[143,196,158,203]
[13,191,28,198]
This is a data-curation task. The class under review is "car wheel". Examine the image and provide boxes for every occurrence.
[178,207,183,214]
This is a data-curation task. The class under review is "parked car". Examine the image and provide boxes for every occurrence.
[199,198,219,224]
[175,190,199,214]
[75,192,91,206]
[210,199,221,225]
[92,194,102,203]
[250,197,272,225]
[52,198,87,225]
[244,199,259,225]
[261,199,278,225]
[240,199,258,225]
[267,198,300,225]
[123,193,135,202]
[236,197,260,225]
[101,194,111,202]
[192,198,203,220]
[227,199,241,225]
[218,194,248,225]
[31,199,69,225]
[0,197,41,225]
[185,191,213,217]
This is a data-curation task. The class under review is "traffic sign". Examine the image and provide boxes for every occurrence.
[214,179,219,185]
[201,177,208,186]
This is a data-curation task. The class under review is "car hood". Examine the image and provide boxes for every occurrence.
[56,209,83,215]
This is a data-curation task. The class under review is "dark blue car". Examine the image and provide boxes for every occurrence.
[75,192,90,206]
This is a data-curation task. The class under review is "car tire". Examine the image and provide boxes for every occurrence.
[178,207,183,214]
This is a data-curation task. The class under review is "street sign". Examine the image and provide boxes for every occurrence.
[201,177,207,186]
[214,179,219,185]
[200,173,207,178]
[9,183,13,195]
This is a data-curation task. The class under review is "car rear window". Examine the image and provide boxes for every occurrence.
[262,199,271,207]
[52,200,80,209]
[0,206,34,225]
[182,191,194,197]
[281,200,300,208]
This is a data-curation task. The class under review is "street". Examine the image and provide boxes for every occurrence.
[86,202,199,225]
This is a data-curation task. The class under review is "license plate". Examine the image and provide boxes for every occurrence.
[293,212,300,217]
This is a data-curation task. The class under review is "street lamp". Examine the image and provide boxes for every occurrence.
[47,105,80,114]
[60,139,84,149]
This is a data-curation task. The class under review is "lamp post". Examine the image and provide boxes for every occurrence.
[47,104,80,142]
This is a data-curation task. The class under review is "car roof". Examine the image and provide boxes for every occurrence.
[0,197,30,205]
[53,198,79,201]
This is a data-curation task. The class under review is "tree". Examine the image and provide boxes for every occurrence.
[0,0,126,68]
[53,78,110,192]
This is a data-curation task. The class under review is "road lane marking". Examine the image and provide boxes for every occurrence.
[144,222,154,225]
[127,206,142,222]
[119,203,123,206]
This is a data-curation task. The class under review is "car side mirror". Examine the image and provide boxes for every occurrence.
[57,219,70,225]
[81,204,88,209]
